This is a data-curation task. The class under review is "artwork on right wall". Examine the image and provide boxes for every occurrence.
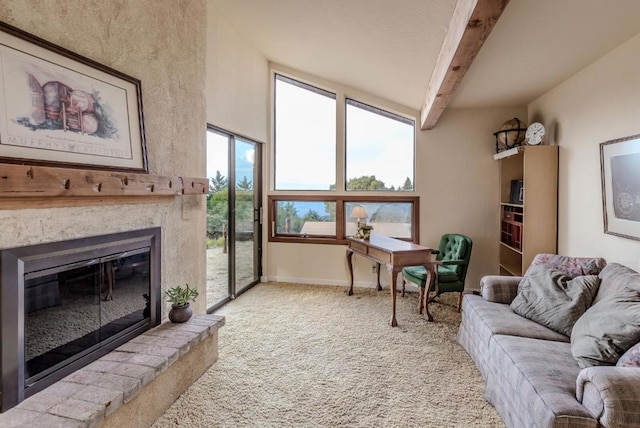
[600,134,640,240]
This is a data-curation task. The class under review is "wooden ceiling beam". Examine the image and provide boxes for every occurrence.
[420,0,510,130]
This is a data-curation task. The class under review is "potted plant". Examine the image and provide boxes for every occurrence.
[358,224,373,240]
[165,284,199,323]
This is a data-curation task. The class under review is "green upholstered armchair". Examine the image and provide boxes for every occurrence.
[401,234,473,313]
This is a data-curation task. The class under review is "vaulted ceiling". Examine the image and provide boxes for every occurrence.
[212,0,640,125]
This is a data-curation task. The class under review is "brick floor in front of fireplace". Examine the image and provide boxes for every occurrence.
[0,314,225,428]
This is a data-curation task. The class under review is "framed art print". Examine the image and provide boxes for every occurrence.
[0,22,147,172]
[600,134,640,240]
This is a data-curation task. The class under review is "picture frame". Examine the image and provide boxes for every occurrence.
[509,179,524,205]
[0,22,147,172]
[600,134,640,240]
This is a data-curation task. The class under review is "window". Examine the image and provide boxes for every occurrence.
[274,74,336,190]
[269,196,418,244]
[345,99,415,191]
[271,70,418,244]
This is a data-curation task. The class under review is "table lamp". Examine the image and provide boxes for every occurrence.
[350,206,368,228]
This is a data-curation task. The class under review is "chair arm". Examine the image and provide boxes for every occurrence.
[480,275,522,304]
[576,366,640,428]
[440,260,466,266]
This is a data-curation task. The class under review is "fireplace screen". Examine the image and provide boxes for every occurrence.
[25,250,150,383]
[1,228,161,412]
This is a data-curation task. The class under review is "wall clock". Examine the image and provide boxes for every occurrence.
[526,122,545,145]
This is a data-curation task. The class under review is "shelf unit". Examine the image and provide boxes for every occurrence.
[495,146,558,276]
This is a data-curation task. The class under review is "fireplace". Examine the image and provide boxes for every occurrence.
[0,228,161,412]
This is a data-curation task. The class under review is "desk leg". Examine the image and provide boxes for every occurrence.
[376,262,382,291]
[346,249,355,296]
[423,265,434,322]
[388,264,401,327]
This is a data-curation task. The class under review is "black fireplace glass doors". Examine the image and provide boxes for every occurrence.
[24,249,150,385]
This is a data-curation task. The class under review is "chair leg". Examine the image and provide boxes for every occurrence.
[457,291,463,312]
[401,275,405,297]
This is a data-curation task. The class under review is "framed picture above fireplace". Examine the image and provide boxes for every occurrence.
[0,21,148,172]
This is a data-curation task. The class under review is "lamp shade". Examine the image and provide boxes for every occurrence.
[350,206,368,220]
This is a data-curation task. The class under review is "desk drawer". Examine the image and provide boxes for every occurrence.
[350,241,367,253]
[368,247,391,264]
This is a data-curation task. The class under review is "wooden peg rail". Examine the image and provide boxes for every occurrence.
[0,163,208,207]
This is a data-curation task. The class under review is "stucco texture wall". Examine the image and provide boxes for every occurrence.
[0,0,208,314]
[528,32,640,271]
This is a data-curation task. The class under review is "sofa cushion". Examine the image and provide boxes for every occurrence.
[510,265,600,336]
[462,294,569,345]
[617,342,640,368]
[571,287,640,368]
[486,335,596,427]
[594,262,640,305]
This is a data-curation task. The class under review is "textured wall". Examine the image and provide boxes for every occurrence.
[0,0,208,314]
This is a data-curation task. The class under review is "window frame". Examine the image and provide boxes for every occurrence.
[268,195,420,245]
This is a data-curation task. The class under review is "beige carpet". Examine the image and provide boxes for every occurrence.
[153,283,504,427]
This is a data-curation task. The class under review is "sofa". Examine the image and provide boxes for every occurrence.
[457,254,640,428]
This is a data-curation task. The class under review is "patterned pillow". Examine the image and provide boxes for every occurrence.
[617,342,640,368]
[519,254,607,291]
[527,254,607,277]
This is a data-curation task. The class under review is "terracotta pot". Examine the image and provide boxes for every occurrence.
[168,303,193,323]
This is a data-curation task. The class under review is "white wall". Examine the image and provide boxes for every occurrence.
[529,32,640,271]
[206,0,269,143]
[0,0,208,314]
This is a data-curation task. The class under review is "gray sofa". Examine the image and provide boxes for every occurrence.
[457,259,640,428]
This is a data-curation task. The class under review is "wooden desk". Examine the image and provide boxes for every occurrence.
[346,235,436,327]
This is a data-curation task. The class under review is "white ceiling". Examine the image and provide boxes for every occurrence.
[212,0,640,112]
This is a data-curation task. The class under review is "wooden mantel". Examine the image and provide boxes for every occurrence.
[0,163,208,209]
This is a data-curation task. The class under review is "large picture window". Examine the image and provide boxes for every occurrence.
[274,74,336,190]
[271,70,418,245]
[345,99,415,191]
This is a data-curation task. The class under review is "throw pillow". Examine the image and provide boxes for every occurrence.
[571,287,640,368]
[593,262,640,305]
[510,265,600,336]
[617,342,640,368]
[518,254,606,292]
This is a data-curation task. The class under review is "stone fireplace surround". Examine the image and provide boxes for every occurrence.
[0,225,225,427]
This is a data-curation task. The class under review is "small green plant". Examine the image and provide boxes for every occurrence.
[165,284,199,307]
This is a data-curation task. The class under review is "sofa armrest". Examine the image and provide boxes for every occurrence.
[577,366,640,428]
[480,275,522,304]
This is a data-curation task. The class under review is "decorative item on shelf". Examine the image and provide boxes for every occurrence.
[525,122,546,145]
[493,118,527,153]
[351,205,369,238]
[358,224,374,240]
[509,179,524,205]
[165,284,199,323]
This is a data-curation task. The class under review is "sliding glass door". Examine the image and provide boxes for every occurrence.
[206,126,262,311]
